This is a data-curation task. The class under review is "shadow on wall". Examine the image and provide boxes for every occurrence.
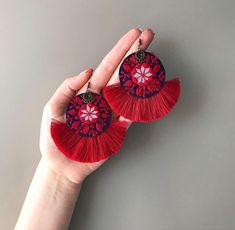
[69,37,205,230]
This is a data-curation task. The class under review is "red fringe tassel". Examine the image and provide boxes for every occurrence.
[103,78,181,122]
[50,120,128,163]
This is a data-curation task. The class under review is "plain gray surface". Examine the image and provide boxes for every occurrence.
[0,0,235,229]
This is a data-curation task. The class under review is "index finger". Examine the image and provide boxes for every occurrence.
[47,68,93,118]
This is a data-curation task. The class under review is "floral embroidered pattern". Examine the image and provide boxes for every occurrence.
[78,104,99,124]
[66,93,112,137]
[119,52,166,98]
[131,63,153,86]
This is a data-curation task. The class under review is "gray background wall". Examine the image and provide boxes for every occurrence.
[0,0,235,229]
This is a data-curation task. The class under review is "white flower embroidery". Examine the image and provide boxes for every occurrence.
[133,65,153,84]
[80,104,98,122]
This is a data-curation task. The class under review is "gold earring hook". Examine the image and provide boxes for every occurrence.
[138,38,142,51]
[86,79,91,91]
[82,79,93,103]
[135,37,146,63]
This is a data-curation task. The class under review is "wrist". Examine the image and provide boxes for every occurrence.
[40,156,83,193]
[15,157,81,229]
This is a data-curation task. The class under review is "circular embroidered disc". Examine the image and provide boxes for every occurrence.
[119,51,166,98]
[66,92,112,137]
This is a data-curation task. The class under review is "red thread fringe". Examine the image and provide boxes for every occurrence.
[50,120,128,163]
[103,78,181,122]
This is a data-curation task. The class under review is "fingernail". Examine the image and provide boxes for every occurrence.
[82,68,93,74]
[147,28,155,35]
[138,27,144,32]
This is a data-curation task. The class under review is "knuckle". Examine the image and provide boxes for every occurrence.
[64,77,72,85]
[101,58,115,72]
[43,102,56,117]
[43,103,51,113]
[117,43,129,54]
[62,78,75,95]
[43,100,55,112]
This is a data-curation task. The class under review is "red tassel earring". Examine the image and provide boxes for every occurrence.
[50,81,128,163]
[104,37,181,122]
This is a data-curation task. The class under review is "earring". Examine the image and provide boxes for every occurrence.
[104,37,181,122]
[50,80,128,163]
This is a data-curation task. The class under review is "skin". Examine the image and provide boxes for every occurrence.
[15,28,155,230]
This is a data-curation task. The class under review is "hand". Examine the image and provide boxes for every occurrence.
[39,28,155,186]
